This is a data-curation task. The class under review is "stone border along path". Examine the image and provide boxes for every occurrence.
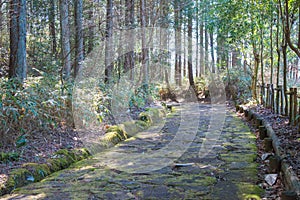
[237,105,300,199]
[1,103,264,200]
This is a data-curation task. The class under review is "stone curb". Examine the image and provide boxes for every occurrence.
[101,107,166,147]
[237,105,300,197]
[0,148,90,196]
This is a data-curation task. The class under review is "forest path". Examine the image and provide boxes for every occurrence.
[1,103,263,200]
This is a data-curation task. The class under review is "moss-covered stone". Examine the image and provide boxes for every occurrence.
[220,153,257,163]
[22,163,51,181]
[139,112,152,124]
[135,120,150,129]
[236,182,264,199]
[72,148,90,160]
[5,168,32,193]
[103,132,124,145]
[103,125,128,145]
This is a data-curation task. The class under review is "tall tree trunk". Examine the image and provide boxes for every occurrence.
[276,5,280,87]
[125,0,135,80]
[270,11,274,84]
[104,0,114,83]
[199,18,204,76]
[9,0,27,84]
[178,8,182,86]
[87,4,95,54]
[49,0,57,58]
[260,25,264,87]
[174,0,180,85]
[251,50,259,100]
[188,9,194,88]
[140,0,148,84]
[195,0,199,77]
[59,0,71,80]
[204,25,209,73]
[209,28,215,73]
[74,0,84,78]
[282,33,288,115]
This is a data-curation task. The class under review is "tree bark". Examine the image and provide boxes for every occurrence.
[140,0,148,84]
[199,17,204,76]
[281,0,300,57]
[74,0,84,78]
[124,0,135,80]
[9,0,27,84]
[209,28,215,73]
[188,8,194,88]
[260,25,264,87]
[270,12,274,84]
[205,25,209,73]
[49,0,57,58]
[104,0,114,83]
[59,0,71,80]
[87,3,95,54]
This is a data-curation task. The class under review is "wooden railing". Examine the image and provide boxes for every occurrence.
[257,84,299,126]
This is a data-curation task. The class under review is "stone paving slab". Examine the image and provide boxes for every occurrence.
[1,103,263,200]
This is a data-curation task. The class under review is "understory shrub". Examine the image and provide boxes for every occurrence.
[0,76,73,145]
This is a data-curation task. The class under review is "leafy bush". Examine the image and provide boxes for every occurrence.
[0,76,73,145]
[223,69,252,103]
[129,83,159,109]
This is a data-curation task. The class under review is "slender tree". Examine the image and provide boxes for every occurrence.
[9,0,27,83]
[49,0,57,58]
[59,0,71,80]
[124,0,135,79]
[187,3,194,88]
[140,0,148,83]
[104,0,114,83]
[74,0,84,78]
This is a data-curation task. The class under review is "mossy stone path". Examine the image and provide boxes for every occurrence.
[1,103,263,199]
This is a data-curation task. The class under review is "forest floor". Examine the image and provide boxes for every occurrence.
[247,105,300,180]
[0,102,290,199]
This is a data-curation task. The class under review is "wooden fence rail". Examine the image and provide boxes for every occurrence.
[257,84,299,127]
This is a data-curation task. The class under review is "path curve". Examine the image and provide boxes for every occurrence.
[1,103,263,200]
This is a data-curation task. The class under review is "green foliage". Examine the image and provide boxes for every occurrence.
[194,77,207,94]
[223,69,252,103]
[15,134,28,148]
[0,75,73,143]
[129,83,159,110]
[0,152,20,163]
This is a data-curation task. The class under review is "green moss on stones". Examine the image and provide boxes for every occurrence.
[6,168,31,192]
[22,163,51,181]
[139,112,152,124]
[103,125,128,145]
[236,182,264,199]
[135,120,150,129]
[220,153,257,163]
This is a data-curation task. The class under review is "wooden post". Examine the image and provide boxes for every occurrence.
[270,84,275,112]
[264,138,273,152]
[259,126,267,140]
[293,88,297,126]
[266,84,270,107]
[289,88,293,123]
[261,83,265,105]
[280,85,284,114]
[275,86,280,114]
